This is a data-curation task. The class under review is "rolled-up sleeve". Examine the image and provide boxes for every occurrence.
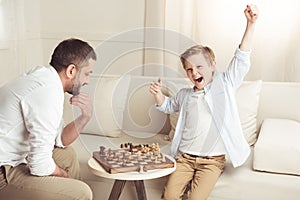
[54,120,65,148]
[224,48,251,88]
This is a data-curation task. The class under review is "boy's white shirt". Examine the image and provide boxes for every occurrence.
[157,48,251,168]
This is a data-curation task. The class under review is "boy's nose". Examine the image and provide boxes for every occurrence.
[192,68,198,75]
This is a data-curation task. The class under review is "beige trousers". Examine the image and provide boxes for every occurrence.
[0,146,92,200]
[164,153,226,200]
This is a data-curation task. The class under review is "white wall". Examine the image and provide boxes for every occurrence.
[0,0,146,86]
[0,0,42,85]
[1,0,300,85]
[39,0,146,76]
[164,0,300,82]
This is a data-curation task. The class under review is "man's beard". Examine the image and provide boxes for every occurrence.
[67,83,81,96]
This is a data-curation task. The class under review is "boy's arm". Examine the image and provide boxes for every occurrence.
[239,4,259,51]
[149,78,165,106]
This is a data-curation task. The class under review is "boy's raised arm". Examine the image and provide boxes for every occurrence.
[239,4,259,51]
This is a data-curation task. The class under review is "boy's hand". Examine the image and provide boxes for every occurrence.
[244,4,259,23]
[149,78,165,106]
[149,78,162,95]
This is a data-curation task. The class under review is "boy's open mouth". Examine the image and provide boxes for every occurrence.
[195,77,203,83]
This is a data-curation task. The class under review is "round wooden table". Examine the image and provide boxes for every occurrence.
[88,155,176,200]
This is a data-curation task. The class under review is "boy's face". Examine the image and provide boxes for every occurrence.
[184,53,216,91]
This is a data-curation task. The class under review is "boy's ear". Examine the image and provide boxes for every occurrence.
[65,64,77,79]
[211,61,217,71]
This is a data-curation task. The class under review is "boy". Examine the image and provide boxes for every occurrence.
[149,4,259,200]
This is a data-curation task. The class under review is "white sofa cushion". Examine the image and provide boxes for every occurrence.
[122,76,170,138]
[69,75,131,137]
[253,118,300,176]
[235,80,262,145]
[166,80,262,145]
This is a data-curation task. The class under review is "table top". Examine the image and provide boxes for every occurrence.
[88,155,176,181]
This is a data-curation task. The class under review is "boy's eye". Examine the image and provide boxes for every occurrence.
[186,68,192,72]
[197,65,203,69]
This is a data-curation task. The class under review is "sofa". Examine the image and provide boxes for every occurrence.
[65,75,300,200]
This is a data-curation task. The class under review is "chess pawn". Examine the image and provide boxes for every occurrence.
[154,156,159,163]
[137,151,142,161]
[99,146,105,155]
[162,154,166,162]
[139,165,145,173]
[150,152,154,160]
[158,152,162,158]
[151,143,155,151]
[155,143,159,149]
[129,144,133,152]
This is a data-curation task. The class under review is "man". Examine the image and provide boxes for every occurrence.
[0,38,97,200]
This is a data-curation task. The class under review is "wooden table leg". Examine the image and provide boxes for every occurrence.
[133,180,147,200]
[108,180,126,200]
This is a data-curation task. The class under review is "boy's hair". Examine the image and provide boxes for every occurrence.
[180,45,215,68]
[50,38,97,72]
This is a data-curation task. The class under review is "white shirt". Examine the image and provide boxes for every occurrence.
[0,66,65,176]
[179,89,226,156]
[157,48,251,168]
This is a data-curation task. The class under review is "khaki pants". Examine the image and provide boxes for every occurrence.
[0,146,92,200]
[164,153,226,200]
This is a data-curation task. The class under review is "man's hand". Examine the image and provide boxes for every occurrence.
[70,93,92,122]
[61,92,92,146]
[244,4,259,23]
[51,165,69,178]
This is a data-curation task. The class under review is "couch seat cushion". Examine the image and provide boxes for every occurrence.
[253,118,300,176]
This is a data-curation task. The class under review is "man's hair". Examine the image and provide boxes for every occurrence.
[180,45,215,68]
[50,38,97,72]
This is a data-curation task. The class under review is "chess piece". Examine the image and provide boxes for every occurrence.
[137,151,142,161]
[129,143,133,152]
[99,146,105,155]
[139,165,145,173]
[162,154,166,162]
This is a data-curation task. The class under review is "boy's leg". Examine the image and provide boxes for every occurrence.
[188,155,226,200]
[163,155,195,200]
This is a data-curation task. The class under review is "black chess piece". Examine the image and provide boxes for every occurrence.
[99,146,105,155]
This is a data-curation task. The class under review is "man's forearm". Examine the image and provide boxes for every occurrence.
[61,115,90,146]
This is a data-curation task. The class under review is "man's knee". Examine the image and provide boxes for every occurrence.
[53,146,77,160]
[0,180,93,200]
[53,146,80,179]
[75,181,93,200]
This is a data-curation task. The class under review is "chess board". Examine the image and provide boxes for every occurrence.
[93,147,174,174]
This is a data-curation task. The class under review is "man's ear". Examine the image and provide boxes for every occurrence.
[65,64,77,79]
